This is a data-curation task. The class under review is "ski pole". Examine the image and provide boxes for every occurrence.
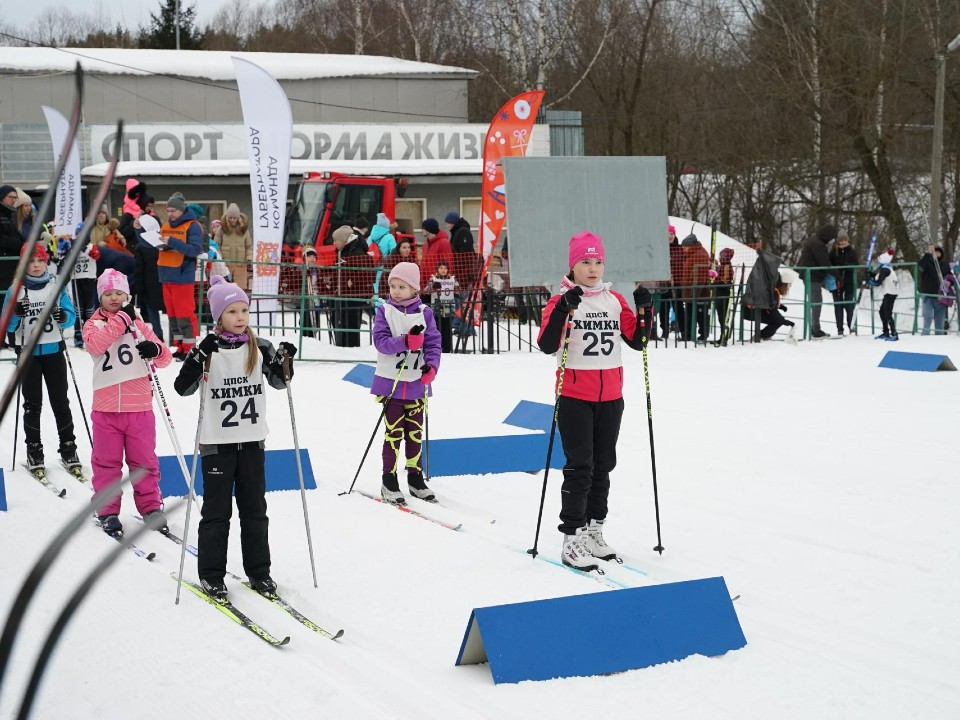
[639,306,665,554]
[340,325,423,496]
[16,497,179,719]
[175,359,207,606]
[280,347,318,589]
[423,383,431,483]
[58,326,92,445]
[527,310,574,560]
[11,383,21,472]
[130,320,198,510]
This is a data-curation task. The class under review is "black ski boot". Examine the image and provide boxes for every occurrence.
[25,443,44,472]
[99,514,123,538]
[59,441,81,471]
[381,472,405,505]
[249,575,278,596]
[200,578,228,601]
[407,470,436,502]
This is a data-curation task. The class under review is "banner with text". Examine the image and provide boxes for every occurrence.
[232,57,293,313]
[42,106,82,237]
[480,91,544,263]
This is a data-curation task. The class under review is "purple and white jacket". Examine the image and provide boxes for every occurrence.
[371,296,442,400]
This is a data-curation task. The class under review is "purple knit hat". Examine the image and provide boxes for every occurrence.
[388,261,420,291]
[208,275,249,322]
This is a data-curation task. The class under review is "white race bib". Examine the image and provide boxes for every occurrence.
[563,291,624,371]
[200,346,269,444]
[374,304,426,383]
[73,250,97,279]
[90,324,149,390]
[17,284,61,346]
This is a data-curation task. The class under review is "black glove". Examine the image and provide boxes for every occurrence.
[52,306,67,324]
[556,287,583,314]
[432,282,441,291]
[119,302,137,324]
[13,297,29,318]
[137,340,161,359]
[779,304,787,312]
[633,286,652,308]
[277,341,297,359]
[784,319,796,327]
[197,333,220,357]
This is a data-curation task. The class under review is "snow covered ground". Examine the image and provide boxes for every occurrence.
[1,332,958,719]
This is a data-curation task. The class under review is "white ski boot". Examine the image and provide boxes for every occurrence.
[582,518,618,561]
[381,472,406,505]
[561,527,599,571]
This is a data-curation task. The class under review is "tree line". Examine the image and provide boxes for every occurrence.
[2,0,959,264]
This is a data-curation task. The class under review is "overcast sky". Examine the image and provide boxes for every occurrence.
[16,0,227,30]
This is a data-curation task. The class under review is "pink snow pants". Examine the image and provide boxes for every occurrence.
[91,410,163,517]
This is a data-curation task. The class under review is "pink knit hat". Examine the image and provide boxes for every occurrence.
[568,230,605,268]
[388,261,420,291]
[97,269,130,299]
[208,275,249,322]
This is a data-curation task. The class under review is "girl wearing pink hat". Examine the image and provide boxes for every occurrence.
[536,231,652,572]
[370,261,441,505]
[81,269,173,538]
[173,276,297,601]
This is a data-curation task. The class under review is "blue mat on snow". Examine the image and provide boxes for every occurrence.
[878,351,956,372]
[158,448,315,497]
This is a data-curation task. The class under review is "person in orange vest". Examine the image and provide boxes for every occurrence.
[158,194,203,360]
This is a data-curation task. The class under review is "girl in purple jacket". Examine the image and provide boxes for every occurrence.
[371,261,441,504]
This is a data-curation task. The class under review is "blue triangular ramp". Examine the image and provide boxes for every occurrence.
[158,448,315,497]
[343,363,376,388]
[0,468,7,511]
[456,577,746,684]
[878,351,957,372]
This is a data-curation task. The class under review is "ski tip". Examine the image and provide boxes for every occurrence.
[279,636,292,646]
[731,594,741,602]
[452,523,463,531]
[57,489,66,498]
[146,552,157,562]
[332,629,345,640]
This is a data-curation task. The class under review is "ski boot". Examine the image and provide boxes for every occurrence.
[885,331,899,341]
[249,575,278,597]
[381,472,405,505]
[561,527,599,572]
[581,519,619,561]
[99,514,123,538]
[25,443,44,472]
[143,509,169,534]
[59,441,86,481]
[407,470,436,502]
[200,578,228,602]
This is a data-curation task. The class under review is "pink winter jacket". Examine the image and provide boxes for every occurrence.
[82,308,172,413]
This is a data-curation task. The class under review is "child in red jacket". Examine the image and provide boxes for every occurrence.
[537,231,651,571]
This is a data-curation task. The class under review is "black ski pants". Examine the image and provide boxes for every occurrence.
[833,285,855,331]
[880,294,897,335]
[199,443,271,582]
[22,351,75,450]
[556,396,624,535]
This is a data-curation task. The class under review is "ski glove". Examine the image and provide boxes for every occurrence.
[779,305,788,312]
[52,307,67,324]
[137,341,162,359]
[276,341,297,359]
[197,333,220,358]
[13,297,29,317]
[633,286,652,309]
[119,303,138,324]
[420,364,437,385]
[432,282,442,291]
[405,324,426,351]
[556,287,583,314]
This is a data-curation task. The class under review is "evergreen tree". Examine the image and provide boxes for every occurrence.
[138,0,205,50]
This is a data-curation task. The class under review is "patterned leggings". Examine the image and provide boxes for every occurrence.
[381,398,425,474]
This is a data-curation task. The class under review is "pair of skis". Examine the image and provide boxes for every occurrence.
[151,521,344,645]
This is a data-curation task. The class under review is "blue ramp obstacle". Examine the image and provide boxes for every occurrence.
[456,577,746,684]
[343,365,565,476]
[0,469,6,511]
[878,351,956,372]
[158,449,315,497]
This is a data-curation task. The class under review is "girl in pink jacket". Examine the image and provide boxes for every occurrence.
[82,269,173,538]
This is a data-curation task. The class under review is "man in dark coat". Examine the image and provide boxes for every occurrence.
[742,243,782,342]
[796,224,838,337]
[0,184,23,296]
[445,211,475,254]
[828,230,858,334]
[918,244,952,335]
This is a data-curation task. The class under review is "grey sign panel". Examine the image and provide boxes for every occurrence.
[503,156,670,286]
